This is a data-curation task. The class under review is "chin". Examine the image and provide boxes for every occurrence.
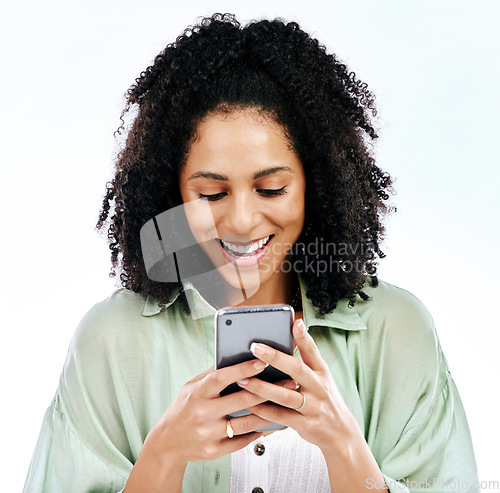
[215,262,263,296]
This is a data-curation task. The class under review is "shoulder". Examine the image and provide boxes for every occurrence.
[355,278,435,329]
[55,290,157,455]
[348,281,461,460]
[353,278,439,355]
[76,288,148,327]
[352,278,450,399]
[69,289,152,360]
[59,289,165,407]
[358,278,434,324]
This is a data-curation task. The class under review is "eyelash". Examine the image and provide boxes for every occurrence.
[199,187,287,202]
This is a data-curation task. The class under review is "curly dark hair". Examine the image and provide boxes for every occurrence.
[97,13,394,316]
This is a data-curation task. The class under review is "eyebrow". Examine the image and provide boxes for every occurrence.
[187,166,294,181]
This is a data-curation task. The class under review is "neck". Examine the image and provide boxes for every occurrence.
[236,270,299,307]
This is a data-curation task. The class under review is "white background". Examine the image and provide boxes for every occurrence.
[1,0,499,491]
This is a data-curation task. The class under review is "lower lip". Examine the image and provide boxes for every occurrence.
[219,239,272,267]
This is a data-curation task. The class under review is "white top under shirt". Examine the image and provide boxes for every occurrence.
[229,426,331,493]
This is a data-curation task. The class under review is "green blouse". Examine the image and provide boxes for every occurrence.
[24,277,479,492]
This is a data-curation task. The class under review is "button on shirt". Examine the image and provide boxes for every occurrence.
[254,443,265,456]
[23,277,479,492]
[230,427,331,493]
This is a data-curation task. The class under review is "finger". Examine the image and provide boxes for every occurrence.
[258,378,299,390]
[218,388,269,416]
[246,402,298,430]
[292,319,328,372]
[227,413,274,436]
[202,359,268,397]
[236,377,305,411]
[215,379,298,416]
[249,341,321,392]
[216,432,263,457]
[276,379,300,391]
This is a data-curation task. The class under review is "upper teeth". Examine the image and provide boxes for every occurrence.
[221,235,270,254]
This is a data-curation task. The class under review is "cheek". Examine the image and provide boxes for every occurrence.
[182,199,218,241]
[267,202,305,242]
[282,190,306,227]
[284,204,305,226]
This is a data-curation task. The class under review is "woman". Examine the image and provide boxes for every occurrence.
[24,13,478,493]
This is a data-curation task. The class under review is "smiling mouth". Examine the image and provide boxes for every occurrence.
[218,235,274,258]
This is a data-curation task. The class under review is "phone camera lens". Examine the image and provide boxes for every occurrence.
[225,319,232,326]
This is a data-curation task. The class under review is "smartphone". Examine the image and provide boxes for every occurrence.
[215,304,294,431]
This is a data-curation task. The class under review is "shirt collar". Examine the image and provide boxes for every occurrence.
[142,280,215,319]
[297,275,367,331]
[142,276,367,332]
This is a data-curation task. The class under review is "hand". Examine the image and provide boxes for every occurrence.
[237,318,360,454]
[144,359,275,467]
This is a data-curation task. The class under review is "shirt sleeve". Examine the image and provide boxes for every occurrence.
[380,374,479,492]
[23,395,128,492]
[23,296,140,493]
[358,284,479,493]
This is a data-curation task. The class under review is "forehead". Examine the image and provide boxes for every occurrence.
[182,109,300,177]
[193,109,284,141]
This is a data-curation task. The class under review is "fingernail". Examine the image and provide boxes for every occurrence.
[238,379,249,385]
[250,342,266,355]
[253,360,268,370]
[298,319,306,333]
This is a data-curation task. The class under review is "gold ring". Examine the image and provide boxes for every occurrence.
[296,393,306,412]
[226,418,234,438]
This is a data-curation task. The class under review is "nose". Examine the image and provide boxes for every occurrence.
[222,192,261,237]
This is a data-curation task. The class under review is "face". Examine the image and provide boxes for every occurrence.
[179,109,306,302]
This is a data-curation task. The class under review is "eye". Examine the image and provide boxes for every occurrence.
[198,192,227,202]
[257,186,287,197]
